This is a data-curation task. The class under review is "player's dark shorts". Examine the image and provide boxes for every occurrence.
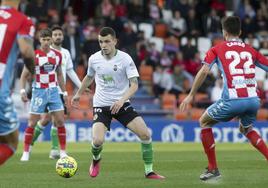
[92,102,140,130]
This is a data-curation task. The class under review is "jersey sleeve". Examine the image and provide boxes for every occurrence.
[203,46,218,69]
[254,51,268,72]
[57,51,62,66]
[66,50,74,71]
[125,54,139,79]
[87,56,95,76]
[18,16,35,38]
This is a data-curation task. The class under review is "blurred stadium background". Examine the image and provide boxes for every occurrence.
[11,0,268,143]
[2,1,268,188]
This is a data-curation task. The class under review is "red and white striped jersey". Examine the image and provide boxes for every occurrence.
[203,39,268,99]
[34,48,62,88]
[0,6,34,93]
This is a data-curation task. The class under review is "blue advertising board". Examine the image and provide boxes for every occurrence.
[18,119,268,143]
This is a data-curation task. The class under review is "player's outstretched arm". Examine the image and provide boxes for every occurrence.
[255,51,268,72]
[17,37,35,74]
[71,75,94,108]
[110,76,138,114]
[67,69,81,88]
[179,64,210,112]
[20,66,31,102]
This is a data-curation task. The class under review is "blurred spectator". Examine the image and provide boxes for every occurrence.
[255,9,268,40]
[169,10,187,37]
[105,10,124,34]
[64,6,79,25]
[114,1,127,18]
[127,0,144,23]
[118,21,138,58]
[184,52,202,76]
[160,51,172,68]
[137,44,148,66]
[181,37,198,61]
[153,65,173,99]
[203,8,221,38]
[236,0,255,19]
[19,0,29,13]
[259,40,268,56]
[25,0,48,23]
[241,15,256,39]
[172,51,186,69]
[82,30,99,67]
[171,65,193,95]
[186,9,201,37]
[63,23,81,67]
[170,0,190,19]
[148,0,161,22]
[163,35,179,55]
[146,42,160,68]
[101,0,114,19]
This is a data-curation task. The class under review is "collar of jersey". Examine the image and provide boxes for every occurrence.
[227,38,242,42]
[102,49,117,60]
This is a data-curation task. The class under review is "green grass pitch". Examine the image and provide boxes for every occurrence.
[1,142,268,188]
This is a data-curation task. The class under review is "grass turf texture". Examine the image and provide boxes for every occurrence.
[1,142,268,188]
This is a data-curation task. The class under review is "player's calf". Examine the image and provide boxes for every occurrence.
[0,144,14,165]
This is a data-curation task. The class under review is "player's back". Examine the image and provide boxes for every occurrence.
[0,6,34,95]
[205,40,260,99]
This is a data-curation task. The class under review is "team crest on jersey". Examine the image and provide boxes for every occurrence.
[43,62,55,72]
[113,65,117,71]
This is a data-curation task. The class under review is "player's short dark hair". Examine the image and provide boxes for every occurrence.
[51,25,63,33]
[99,27,116,38]
[39,28,52,38]
[222,16,241,36]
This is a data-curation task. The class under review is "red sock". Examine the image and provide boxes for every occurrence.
[201,128,217,170]
[24,127,34,152]
[57,126,66,150]
[246,130,268,160]
[0,144,14,165]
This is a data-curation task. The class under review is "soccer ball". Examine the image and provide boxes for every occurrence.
[56,156,78,178]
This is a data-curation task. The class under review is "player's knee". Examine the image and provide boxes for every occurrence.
[40,118,49,126]
[53,119,65,127]
[92,137,104,147]
[239,124,253,135]
[138,131,151,141]
[199,118,208,128]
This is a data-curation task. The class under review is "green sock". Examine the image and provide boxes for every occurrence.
[51,126,59,150]
[141,141,153,175]
[31,122,44,145]
[91,143,102,160]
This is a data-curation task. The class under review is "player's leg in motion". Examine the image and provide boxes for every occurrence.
[240,124,268,160]
[127,117,165,179]
[31,114,50,149]
[49,124,60,159]
[89,123,106,178]
[20,114,40,161]
[199,113,221,181]
[51,110,67,158]
[0,130,19,165]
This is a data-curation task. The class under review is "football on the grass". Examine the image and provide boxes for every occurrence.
[56,156,78,178]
